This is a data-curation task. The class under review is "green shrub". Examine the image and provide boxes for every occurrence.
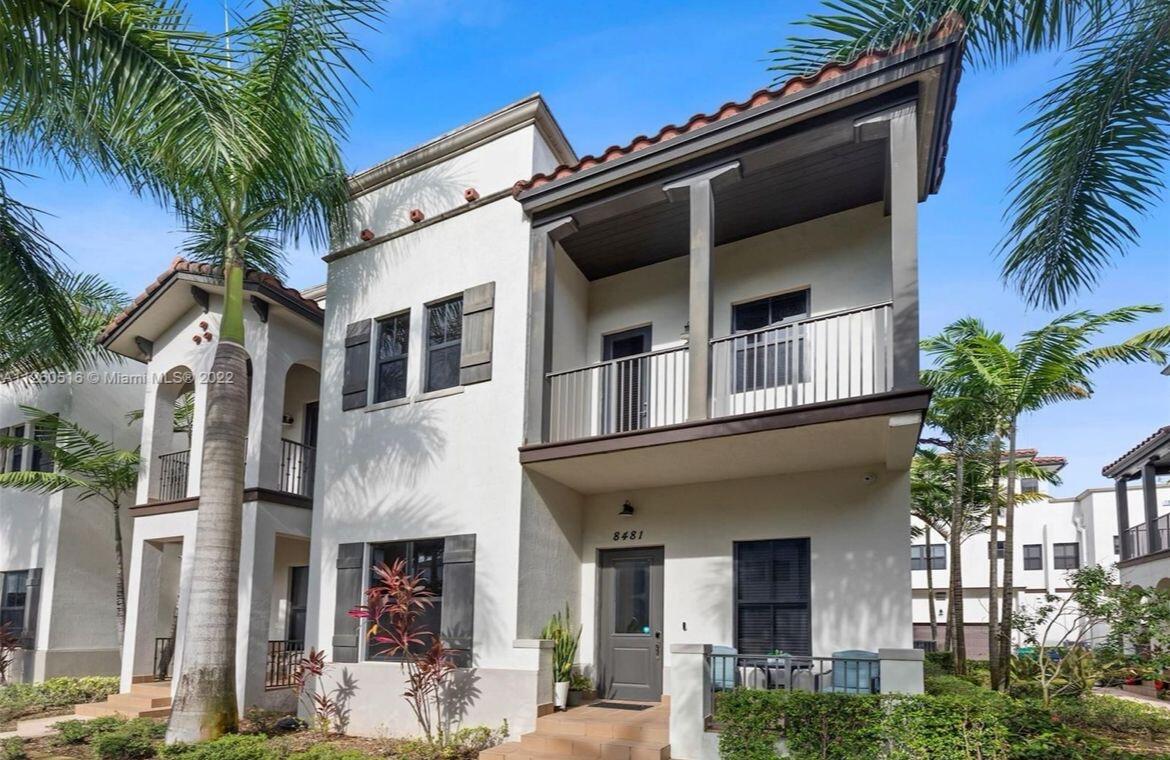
[715,688,785,759]
[925,675,986,696]
[0,676,119,723]
[884,694,1011,759]
[91,718,166,760]
[783,691,885,760]
[0,737,26,760]
[287,746,373,760]
[1051,694,1170,737]
[924,651,953,676]
[53,715,127,744]
[157,733,277,760]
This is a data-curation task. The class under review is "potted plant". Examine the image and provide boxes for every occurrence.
[568,670,596,707]
[541,605,581,710]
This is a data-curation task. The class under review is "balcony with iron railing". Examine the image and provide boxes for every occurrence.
[1123,515,1170,561]
[151,436,317,503]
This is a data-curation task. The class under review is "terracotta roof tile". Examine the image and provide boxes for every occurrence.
[512,14,965,197]
[98,257,323,345]
[1103,425,1170,477]
[1033,456,1067,466]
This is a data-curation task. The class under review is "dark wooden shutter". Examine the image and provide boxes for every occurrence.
[459,283,495,385]
[342,321,372,410]
[440,534,475,667]
[21,568,41,648]
[734,539,810,656]
[332,543,365,662]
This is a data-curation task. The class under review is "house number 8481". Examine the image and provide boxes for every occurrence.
[612,530,644,542]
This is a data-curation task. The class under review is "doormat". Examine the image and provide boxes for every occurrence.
[592,701,653,711]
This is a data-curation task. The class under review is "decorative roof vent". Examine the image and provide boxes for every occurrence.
[409,208,425,223]
[359,228,375,242]
[463,187,480,202]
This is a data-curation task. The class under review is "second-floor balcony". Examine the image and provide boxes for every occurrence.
[546,303,892,442]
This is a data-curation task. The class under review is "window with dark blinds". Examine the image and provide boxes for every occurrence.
[734,538,811,656]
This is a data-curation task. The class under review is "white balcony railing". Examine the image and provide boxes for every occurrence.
[547,346,689,443]
[709,302,893,418]
[544,303,893,443]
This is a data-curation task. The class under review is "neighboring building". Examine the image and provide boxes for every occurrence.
[911,449,1170,658]
[0,355,143,682]
[97,259,324,711]
[308,24,962,758]
[1107,427,1170,590]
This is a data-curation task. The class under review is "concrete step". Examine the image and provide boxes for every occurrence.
[536,714,669,744]
[73,702,171,719]
[130,682,172,699]
[519,730,669,760]
[106,693,172,710]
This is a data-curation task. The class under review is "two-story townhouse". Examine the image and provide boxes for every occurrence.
[0,355,143,682]
[908,451,1168,657]
[1106,427,1170,590]
[309,24,963,759]
[94,259,324,715]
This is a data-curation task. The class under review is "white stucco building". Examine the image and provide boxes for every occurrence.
[96,260,324,711]
[1106,427,1170,591]
[305,27,963,759]
[910,449,1170,658]
[0,355,143,682]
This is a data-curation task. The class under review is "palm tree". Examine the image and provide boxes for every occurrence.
[160,1,381,743]
[772,0,1170,309]
[925,306,1169,686]
[0,407,139,641]
[1,0,235,369]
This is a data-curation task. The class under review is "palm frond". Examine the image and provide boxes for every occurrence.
[1001,1,1170,308]
[0,469,94,497]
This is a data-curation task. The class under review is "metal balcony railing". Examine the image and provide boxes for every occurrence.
[266,639,304,689]
[1124,514,1170,559]
[157,450,190,501]
[278,439,315,497]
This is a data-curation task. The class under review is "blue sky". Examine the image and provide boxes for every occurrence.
[16,0,1169,494]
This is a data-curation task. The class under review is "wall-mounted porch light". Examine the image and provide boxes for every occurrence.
[619,500,635,518]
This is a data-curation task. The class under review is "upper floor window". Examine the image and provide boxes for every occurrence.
[0,571,28,634]
[989,540,1005,560]
[910,544,946,571]
[425,297,463,393]
[367,539,444,659]
[374,312,410,403]
[731,290,810,392]
[1053,542,1080,570]
[1023,544,1043,570]
[1021,477,1039,495]
[0,424,25,473]
[29,423,54,473]
[1114,535,1121,555]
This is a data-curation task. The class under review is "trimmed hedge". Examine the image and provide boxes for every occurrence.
[0,676,119,724]
[714,689,1167,759]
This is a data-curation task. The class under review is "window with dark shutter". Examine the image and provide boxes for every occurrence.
[1053,543,1080,570]
[734,538,810,656]
[460,283,495,385]
[367,539,445,660]
[374,312,410,403]
[342,321,372,410]
[0,570,28,634]
[332,544,365,662]
[425,298,463,392]
[1023,544,1043,571]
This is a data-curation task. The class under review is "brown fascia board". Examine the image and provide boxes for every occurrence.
[345,94,577,199]
[515,33,963,214]
[1103,426,1170,479]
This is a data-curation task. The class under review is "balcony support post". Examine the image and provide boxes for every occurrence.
[1144,461,1161,554]
[1116,477,1131,560]
[664,162,740,421]
[888,104,920,389]
[525,217,577,445]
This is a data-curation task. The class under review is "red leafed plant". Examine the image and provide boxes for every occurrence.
[292,648,341,734]
[0,622,19,685]
[349,559,456,744]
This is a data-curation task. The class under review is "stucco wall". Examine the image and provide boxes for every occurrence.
[575,466,913,694]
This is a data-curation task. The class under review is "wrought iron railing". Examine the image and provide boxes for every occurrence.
[153,637,175,681]
[546,345,689,443]
[266,639,304,689]
[278,439,316,497]
[705,652,880,723]
[709,303,893,418]
[1124,515,1170,559]
[157,450,190,501]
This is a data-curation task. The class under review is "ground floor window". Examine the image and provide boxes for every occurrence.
[0,571,28,635]
[367,539,444,659]
[734,538,811,656]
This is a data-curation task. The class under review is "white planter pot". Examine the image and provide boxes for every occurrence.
[554,681,570,710]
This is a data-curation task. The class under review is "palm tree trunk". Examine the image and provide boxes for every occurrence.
[925,528,938,647]
[112,500,127,644]
[987,438,1002,688]
[949,451,967,674]
[998,425,1019,689]
[166,257,248,743]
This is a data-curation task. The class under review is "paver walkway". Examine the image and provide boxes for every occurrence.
[480,700,670,760]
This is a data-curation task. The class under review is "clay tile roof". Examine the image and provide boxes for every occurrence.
[98,257,324,345]
[1103,426,1170,477]
[512,14,964,197]
[1033,456,1067,467]
[1014,448,1039,459]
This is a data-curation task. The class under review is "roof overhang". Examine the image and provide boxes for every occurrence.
[1104,426,1170,479]
[515,32,963,219]
[99,270,323,362]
